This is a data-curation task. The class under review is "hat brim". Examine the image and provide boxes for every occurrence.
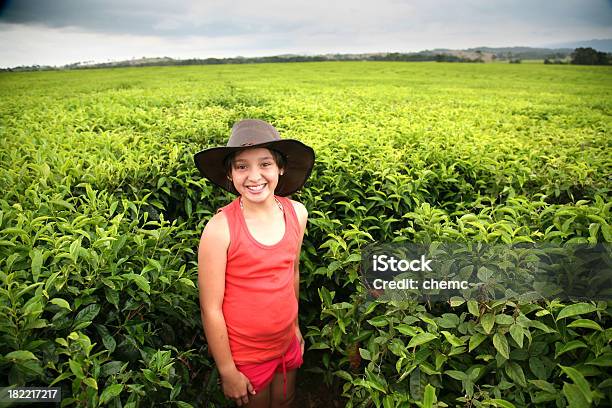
[193,140,315,196]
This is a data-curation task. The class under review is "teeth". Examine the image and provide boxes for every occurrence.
[247,184,265,191]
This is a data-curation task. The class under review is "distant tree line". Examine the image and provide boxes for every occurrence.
[0,52,486,72]
[486,47,572,61]
[2,47,610,72]
[545,47,611,65]
[569,47,611,65]
[365,52,482,62]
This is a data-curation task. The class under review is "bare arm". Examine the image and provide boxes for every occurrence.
[292,201,308,302]
[198,211,255,404]
[292,201,308,335]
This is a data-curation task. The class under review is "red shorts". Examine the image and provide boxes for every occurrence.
[235,334,303,400]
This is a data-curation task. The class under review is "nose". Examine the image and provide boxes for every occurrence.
[247,166,264,182]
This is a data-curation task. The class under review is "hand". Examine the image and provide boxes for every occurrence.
[220,368,256,406]
[295,325,305,357]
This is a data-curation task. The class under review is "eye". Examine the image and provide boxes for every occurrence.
[262,162,272,167]
[235,164,247,170]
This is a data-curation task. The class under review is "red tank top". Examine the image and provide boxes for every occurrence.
[219,195,300,364]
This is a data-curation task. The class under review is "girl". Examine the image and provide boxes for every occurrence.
[194,119,315,407]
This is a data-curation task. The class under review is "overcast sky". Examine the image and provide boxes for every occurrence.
[1,0,611,67]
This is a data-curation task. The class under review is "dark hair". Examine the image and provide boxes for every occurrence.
[223,147,286,178]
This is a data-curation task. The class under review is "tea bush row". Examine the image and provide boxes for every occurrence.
[1,62,610,407]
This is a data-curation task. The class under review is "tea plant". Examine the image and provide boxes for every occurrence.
[1,61,610,407]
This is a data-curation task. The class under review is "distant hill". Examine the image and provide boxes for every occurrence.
[464,46,573,60]
[3,44,608,72]
[543,39,612,53]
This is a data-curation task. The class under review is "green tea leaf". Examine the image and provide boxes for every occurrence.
[50,372,73,386]
[367,316,389,327]
[495,314,514,325]
[529,320,556,333]
[559,365,592,403]
[505,362,526,387]
[485,399,516,408]
[529,379,556,394]
[438,313,460,328]
[556,303,597,321]
[69,360,84,379]
[334,370,353,381]
[555,340,586,359]
[469,333,487,352]
[30,249,43,282]
[178,277,195,288]
[481,313,495,334]
[99,384,123,404]
[359,348,371,361]
[396,324,417,336]
[101,361,124,376]
[449,297,465,307]
[493,333,509,359]
[562,383,590,408]
[5,350,38,361]
[83,377,98,390]
[124,273,151,294]
[467,300,479,317]
[585,354,612,367]
[50,298,71,311]
[422,384,436,408]
[74,304,101,326]
[567,319,603,331]
[529,358,547,379]
[407,333,437,348]
[509,324,524,348]
[441,331,464,347]
[96,325,117,353]
[445,370,467,381]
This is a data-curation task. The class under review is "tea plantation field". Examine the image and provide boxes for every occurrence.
[1,61,611,407]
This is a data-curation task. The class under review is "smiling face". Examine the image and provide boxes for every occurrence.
[228,147,284,203]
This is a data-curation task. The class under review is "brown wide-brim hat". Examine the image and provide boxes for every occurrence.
[193,119,315,196]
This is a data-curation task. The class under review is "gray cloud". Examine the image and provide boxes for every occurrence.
[0,0,314,37]
[3,0,610,37]
[1,0,611,67]
[1,0,177,33]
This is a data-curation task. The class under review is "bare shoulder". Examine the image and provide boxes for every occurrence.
[199,210,230,249]
[197,211,229,307]
[289,199,308,229]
